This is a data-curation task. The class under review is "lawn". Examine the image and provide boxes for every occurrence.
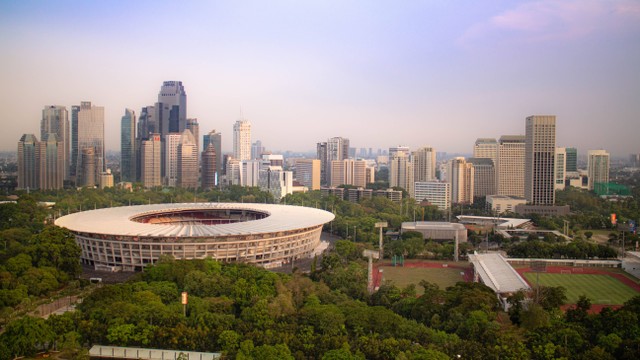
[379,266,466,295]
[522,272,638,305]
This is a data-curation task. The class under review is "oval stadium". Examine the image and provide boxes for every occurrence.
[54,203,335,272]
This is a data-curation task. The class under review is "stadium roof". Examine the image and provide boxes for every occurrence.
[55,203,334,237]
[468,252,531,294]
[456,215,531,229]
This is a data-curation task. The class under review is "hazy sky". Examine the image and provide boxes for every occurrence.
[1,0,639,156]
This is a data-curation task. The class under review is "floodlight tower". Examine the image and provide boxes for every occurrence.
[375,222,388,259]
[363,249,380,294]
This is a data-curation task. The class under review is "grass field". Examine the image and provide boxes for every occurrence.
[522,272,638,304]
[379,266,466,294]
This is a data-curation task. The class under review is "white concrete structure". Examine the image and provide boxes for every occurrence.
[456,215,531,229]
[468,252,531,309]
[486,195,527,215]
[390,152,414,197]
[55,203,334,271]
[497,135,525,197]
[140,134,162,188]
[587,149,610,190]
[164,133,181,187]
[447,157,474,204]
[330,159,369,188]
[414,181,451,210]
[177,129,198,188]
[473,138,498,167]
[413,146,437,182]
[401,221,467,242]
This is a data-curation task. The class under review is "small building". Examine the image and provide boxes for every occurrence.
[514,204,570,216]
[89,345,221,359]
[485,195,526,215]
[401,221,467,242]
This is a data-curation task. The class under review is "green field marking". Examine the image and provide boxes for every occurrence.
[523,273,639,305]
[379,266,466,294]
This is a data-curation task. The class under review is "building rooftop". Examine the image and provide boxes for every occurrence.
[468,252,531,294]
[456,215,531,229]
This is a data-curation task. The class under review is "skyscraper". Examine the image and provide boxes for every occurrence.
[473,138,498,165]
[141,134,162,188]
[79,147,96,187]
[41,106,69,180]
[233,119,251,161]
[467,157,495,198]
[203,130,222,185]
[201,143,217,190]
[447,157,474,204]
[38,133,64,190]
[251,140,265,159]
[554,147,567,191]
[390,152,414,197]
[317,137,350,185]
[497,135,526,197]
[186,118,199,156]
[587,150,610,190]
[156,81,187,136]
[413,146,437,182]
[17,134,38,190]
[121,109,136,182]
[72,102,104,187]
[177,129,198,188]
[565,147,577,172]
[330,159,369,188]
[525,115,556,205]
[296,159,321,190]
[165,133,182,187]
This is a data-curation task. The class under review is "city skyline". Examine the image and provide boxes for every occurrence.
[2,1,639,156]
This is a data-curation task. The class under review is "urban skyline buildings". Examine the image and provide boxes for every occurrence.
[587,149,610,191]
[41,105,70,180]
[497,135,526,198]
[120,109,136,182]
[525,115,556,205]
[71,101,104,187]
[447,157,474,204]
[233,119,252,161]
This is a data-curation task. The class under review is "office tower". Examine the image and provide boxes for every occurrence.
[41,106,70,180]
[201,143,217,190]
[100,169,114,189]
[251,140,265,159]
[555,147,567,191]
[630,153,640,167]
[413,146,437,182]
[177,129,198,188]
[447,157,474,204]
[296,159,321,190]
[497,135,526,197]
[366,167,375,184]
[137,106,156,140]
[259,167,294,200]
[414,181,451,211]
[165,133,182,187]
[390,152,414,197]
[71,102,104,187]
[17,134,39,190]
[240,160,263,187]
[203,130,222,185]
[225,158,242,186]
[156,81,187,136]
[473,138,498,165]
[38,133,64,190]
[587,150,610,190]
[233,119,251,161]
[330,159,369,188]
[79,148,96,187]
[186,118,199,156]
[467,158,495,198]
[121,109,136,182]
[262,154,284,168]
[141,134,162,188]
[565,147,577,172]
[389,146,410,159]
[316,142,328,185]
[525,115,556,205]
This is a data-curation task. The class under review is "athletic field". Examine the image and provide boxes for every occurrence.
[522,272,638,305]
[378,265,468,294]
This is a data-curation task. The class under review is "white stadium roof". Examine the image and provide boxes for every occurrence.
[468,252,531,294]
[55,203,335,237]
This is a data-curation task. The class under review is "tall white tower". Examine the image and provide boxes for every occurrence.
[233,119,252,161]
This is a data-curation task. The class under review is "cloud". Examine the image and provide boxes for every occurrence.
[460,0,640,43]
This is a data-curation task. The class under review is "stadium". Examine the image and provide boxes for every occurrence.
[54,203,335,272]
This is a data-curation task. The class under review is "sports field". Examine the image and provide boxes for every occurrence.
[379,266,467,294]
[522,272,638,304]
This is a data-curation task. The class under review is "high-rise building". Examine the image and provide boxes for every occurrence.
[100,169,114,189]
[177,129,198,188]
[497,135,526,197]
[201,143,217,190]
[165,133,182,187]
[38,133,64,190]
[467,157,495,199]
[121,109,136,182]
[259,167,293,200]
[186,118,199,157]
[473,138,498,166]
[137,106,156,140]
[233,119,252,161]
[141,134,162,188]
[330,159,369,188]
[413,146,437,182]
[317,137,349,185]
[629,153,640,167]
[296,159,321,190]
[251,140,265,159]
[525,115,556,205]
[79,147,96,187]
[41,106,70,180]
[156,81,187,136]
[414,181,451,211]
[555,147,567,191]
[447,157,474,204]
[316,142,328,185]
[72,102,104,187]
[565,147,577,172]
[17,134,39,190]
[390,152,414,197]
[587,150,610,190]
[203,130,222,185]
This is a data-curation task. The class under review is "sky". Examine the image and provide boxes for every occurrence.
[1,0,639,157]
